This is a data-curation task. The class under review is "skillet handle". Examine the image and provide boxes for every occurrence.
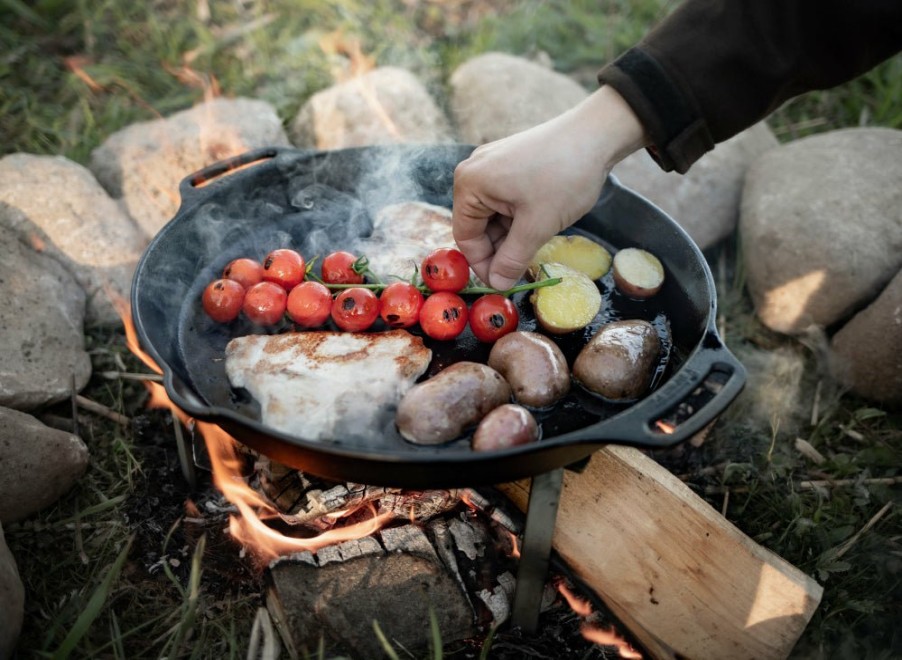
[590,328,747,448]
[178,146,282,205]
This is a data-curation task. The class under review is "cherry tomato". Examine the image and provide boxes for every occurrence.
[331,287,380,332]
[242,281,287,326]
[469,294,519,343]
[262,248,305,290]
[222,257,264,289]
[321,251,365,285]
[379,282,424,329]
[287,281,333,328]
[202,278,245,323]
[419,292,468,340]
[421,248,470,293]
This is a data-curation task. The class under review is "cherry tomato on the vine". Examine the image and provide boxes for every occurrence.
[419,292,468,341]
[332,287,380,332]
[243,281,288,326]
[469,294,519,343]
[222,258,264,290]
[202,279,245,323]
[379,282,424,329]
[321,251,365,285]
[262,248,305,290]
[421,248,470,293]
[287,281,333,328]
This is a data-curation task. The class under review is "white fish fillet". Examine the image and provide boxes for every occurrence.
[225,329,432,442]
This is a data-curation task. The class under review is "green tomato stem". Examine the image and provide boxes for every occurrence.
[318,277,562,296]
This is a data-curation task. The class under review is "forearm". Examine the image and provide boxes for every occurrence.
[600,0,902,172]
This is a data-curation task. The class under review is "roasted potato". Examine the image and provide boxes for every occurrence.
[528,235,612,281]
[529,263,601,335]
[488,331,570,408]
[612,248,665,299]
[471,404,539,451]
[572,319,661,400]
[396,361,511,445]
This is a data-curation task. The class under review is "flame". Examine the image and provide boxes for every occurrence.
[556,582,643,659]
[117,299,391,562]
[319,29,376,82]
[507,531,520,559]
[654,420,676,435]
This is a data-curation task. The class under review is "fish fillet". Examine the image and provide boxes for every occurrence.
[225,329,431,442]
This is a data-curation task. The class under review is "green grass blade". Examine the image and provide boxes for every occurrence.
[372,620,401,660]
[50,535,133,660]
[429,609,442,660]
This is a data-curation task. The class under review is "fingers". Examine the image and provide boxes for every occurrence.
[486,210,549,291]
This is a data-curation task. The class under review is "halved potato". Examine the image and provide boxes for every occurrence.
[528,235,612,281]
[530,262,601,334]
[612,248,665,299]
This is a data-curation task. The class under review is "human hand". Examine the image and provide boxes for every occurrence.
[452,85,648,290]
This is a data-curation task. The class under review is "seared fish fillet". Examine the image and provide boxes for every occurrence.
[357,201,455,281]
[225,330,432,442]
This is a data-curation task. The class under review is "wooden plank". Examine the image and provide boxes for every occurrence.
[498,445,823,659]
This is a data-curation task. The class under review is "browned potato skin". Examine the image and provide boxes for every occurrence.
[487,331,570,408]
[396,361,512,445]
[471,404,539,451]
[572,320,661,401]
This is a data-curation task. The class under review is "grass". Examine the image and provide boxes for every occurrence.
[2,0,900,658]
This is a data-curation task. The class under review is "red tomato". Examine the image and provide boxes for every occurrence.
[202,278,245,323]
[379,282,424,329]
[242,281,287,326]
[222,257,264,289]
[419,292,468,340]
[262,248,305,290]
[421,248,470,293]
[331,287,380,332]
[287,281,333,328]
[321,251,365,285]
[469,294,519,342]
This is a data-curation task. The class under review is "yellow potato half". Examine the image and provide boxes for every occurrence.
[528,235,612,281]
[530,262,602,334]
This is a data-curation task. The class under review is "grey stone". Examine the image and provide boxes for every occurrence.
[830,268,902,407]
[270,550,474,659]
[290,66,454,149]
[450,52,588,144]
[0,406,89,523]
[613,122,778,249]
[740,128,902,334]
[0,522,24,659]
[0,226,91,410]
[90,97,290,237]
[0,154,147,325]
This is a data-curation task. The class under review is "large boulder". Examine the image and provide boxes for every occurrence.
[450,52,588,144]
[829,268,902,407]
[0,406,90,523]
[0,521,24,659]
[0,154,147,325]
[0,222,91,410]
[90,97,290,237]
[290,66,453,149]
[740,128,902,334]
[613,123,778,250]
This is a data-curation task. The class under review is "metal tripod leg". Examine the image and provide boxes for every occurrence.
[510,467,565,633]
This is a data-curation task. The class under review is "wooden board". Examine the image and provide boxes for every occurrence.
[499,445,823,659]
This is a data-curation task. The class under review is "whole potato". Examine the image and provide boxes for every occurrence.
[487,331,570,408]
[471,404,539,451]
[572,320,661,400]
[396,361,511,445]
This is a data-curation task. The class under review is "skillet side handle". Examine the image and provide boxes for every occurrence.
[590,331,747,449]
[178,146,282,206]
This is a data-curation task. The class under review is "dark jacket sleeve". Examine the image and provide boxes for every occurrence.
[598,0,902,173]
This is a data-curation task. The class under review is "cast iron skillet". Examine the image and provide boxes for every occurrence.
[132,145,746,488]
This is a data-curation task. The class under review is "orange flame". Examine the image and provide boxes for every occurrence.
[654,420,676,435]
[556,582,643,659]
[118,298,391,562]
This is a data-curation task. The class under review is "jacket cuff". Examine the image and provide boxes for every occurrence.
[598,47,714,173]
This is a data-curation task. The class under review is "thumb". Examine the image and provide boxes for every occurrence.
[487,212,548,291]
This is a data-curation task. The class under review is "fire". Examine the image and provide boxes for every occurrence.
[116,298,391,562]
[556,582,643,659]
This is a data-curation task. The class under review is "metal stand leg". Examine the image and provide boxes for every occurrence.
[510,467,565,633]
